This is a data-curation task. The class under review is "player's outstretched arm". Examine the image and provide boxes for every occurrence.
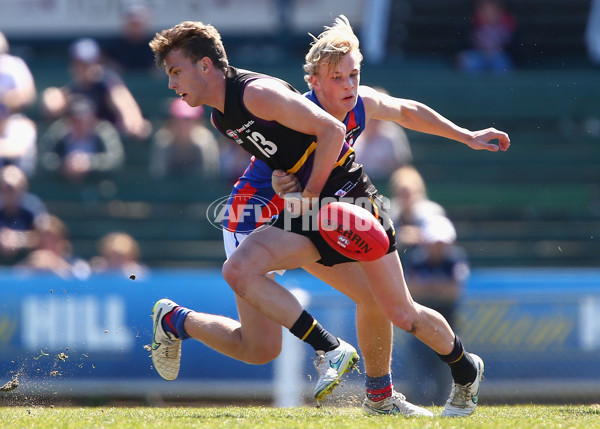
[360,85,510,152]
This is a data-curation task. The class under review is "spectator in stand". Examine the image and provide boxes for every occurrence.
[15,214,90,279]
[0,31,37,113]
[89,231,148,278]
[403,214,470,405]
[41,37,151,139]
[105,2,156,73]
[0,102,37,177]
[353,119,412,180]
[353,88,412,181]
[149,98,220,179]
[218,135,253,183]
[457,0,517,74]
[0,165,47,261]
[388,165,446,252]
[40,95,125,182]
[586,0,600,64]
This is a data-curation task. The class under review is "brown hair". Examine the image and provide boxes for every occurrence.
[149,21,229,70]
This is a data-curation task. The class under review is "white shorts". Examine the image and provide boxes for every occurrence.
[222,229,286,276]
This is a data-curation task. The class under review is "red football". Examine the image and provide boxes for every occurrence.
[317,201,389,261]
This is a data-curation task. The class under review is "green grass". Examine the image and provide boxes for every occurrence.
[0,405,599,429]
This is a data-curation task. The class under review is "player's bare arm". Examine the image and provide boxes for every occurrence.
[359,85,510,152]
[244,79,346,196]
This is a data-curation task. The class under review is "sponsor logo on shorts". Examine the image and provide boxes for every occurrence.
[334,181,357,197]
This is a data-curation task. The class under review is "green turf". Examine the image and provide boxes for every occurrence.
[0,405,599,428]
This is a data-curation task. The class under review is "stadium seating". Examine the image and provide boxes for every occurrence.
[369,67,600,268]
[22,64,598,270]
[16,0,598,269]
[389,0,591,66]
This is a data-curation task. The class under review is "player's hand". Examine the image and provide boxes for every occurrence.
[465,128,511,152]
[272,169,301,195]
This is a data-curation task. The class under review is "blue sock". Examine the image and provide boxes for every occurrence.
[162,306,192,340]
[366,373,393,402]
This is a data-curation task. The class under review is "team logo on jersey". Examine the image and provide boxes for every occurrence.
[346,125,361,146]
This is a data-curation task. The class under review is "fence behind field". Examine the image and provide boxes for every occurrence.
[0,268,599,405]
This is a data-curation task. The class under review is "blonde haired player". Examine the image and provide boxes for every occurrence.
[275,15,509,417]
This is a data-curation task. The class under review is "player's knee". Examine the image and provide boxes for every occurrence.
[387,308,419,333]
[222,256,249,296]
[244,344,281,365]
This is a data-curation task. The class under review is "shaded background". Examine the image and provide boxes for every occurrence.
[0,0,599,407]
[2,0,596,270]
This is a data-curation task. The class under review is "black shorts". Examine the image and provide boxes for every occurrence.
[272,164,397,266]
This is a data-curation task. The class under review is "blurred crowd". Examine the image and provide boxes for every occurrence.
[0,0,469,305]
[456,0,517,74]
[0,2,246,278]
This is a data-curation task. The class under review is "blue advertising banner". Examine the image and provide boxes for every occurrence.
[0,268,599,401]
[457,269,600,380]
[0,270,273,385]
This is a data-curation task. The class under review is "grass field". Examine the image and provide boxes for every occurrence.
[0,404,599,429]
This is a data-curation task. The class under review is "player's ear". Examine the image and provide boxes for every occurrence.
[309,74,320,90]
[199,57,211,72]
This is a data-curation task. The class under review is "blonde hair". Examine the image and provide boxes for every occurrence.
[303,15,362,89]
[389,166,427,199]
[99,232,141,260]
[34,214,73,254]
[149,21,229,70]
[35,214,68,237]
